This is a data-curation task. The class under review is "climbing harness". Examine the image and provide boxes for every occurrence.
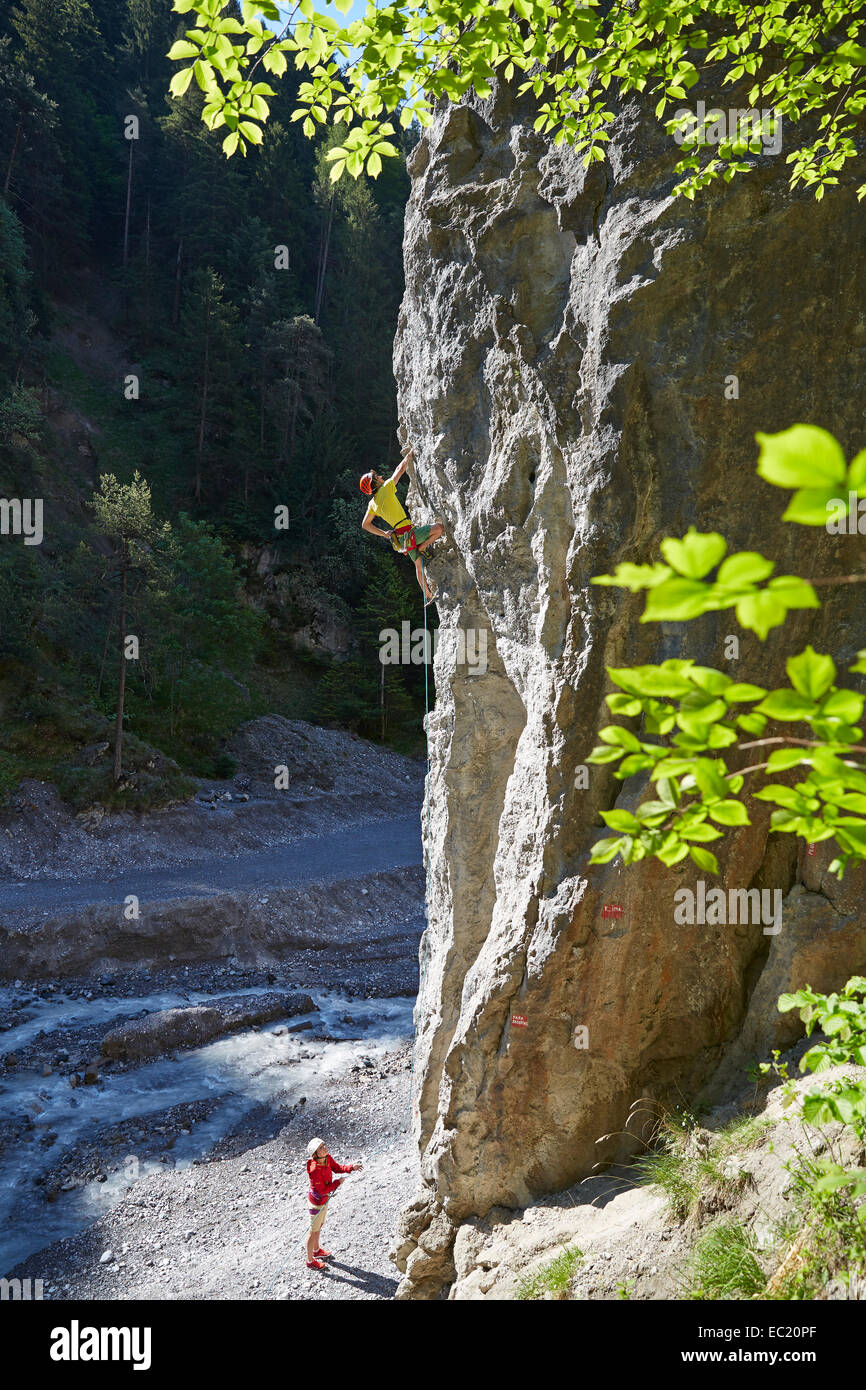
[390,521,419,555]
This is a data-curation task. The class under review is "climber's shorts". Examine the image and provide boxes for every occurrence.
[309,1200,328,1234]
[392,524,433,556]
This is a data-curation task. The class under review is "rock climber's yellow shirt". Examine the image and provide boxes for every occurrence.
[366,478,409,530]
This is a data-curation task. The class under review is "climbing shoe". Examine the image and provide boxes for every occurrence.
[306,1258,325,1271]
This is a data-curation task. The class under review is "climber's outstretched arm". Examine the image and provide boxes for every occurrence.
[390,446,414,485]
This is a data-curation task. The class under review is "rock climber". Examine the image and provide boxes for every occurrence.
[360,443,444,605]
[304,1136,363,1271]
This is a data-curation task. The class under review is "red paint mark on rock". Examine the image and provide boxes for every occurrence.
[807,843,817,857]
[602,904,623,919]
[511,1014,528,1028]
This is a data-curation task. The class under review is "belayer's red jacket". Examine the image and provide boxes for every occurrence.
[307,1154,353,1206]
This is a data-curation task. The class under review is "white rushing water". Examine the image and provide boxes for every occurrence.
[0,986,414,1271]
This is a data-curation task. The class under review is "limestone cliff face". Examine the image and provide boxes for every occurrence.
[393,85,866,1298]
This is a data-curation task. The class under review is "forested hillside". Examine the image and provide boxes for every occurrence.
[0,0,422,810]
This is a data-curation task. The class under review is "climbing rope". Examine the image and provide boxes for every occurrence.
[263,1240,301,1299]
[404,553,432,1130]
[264,555,434,1296]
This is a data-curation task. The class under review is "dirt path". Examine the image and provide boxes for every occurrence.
[0,815,422,915]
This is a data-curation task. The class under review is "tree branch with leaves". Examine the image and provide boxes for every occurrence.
[587,424,866,881]
[168,1,866,198]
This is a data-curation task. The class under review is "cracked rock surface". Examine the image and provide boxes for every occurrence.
[393,80,866,1296]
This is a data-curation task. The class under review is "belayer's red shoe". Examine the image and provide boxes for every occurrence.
[306,1258,325,1271]
[314,1247,332,1258]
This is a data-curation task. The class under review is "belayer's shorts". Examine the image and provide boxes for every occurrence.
[309,1199,328,1234]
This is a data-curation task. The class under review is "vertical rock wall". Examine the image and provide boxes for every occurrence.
[393,85,866,1297]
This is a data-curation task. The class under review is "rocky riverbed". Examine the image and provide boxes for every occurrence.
[1,967,422,1296]
[0,720,428,1298]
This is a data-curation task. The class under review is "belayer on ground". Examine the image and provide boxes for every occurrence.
[304,1136,363,1271]
[360,442,443,604]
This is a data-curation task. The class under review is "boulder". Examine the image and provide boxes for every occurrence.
[100,991,315,1061]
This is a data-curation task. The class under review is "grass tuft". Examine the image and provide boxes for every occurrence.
[683,1221,767,1300]
[515,1246,583,1300]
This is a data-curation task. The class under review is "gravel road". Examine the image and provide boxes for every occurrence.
[0,815,423,915]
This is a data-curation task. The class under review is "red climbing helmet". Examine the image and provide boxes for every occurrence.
[359,472,374,495]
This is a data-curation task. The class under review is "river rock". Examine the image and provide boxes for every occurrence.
[100,992,314,1061]
[393,75,866,1296]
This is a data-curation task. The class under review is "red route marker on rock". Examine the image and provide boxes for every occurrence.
[807,843,817,856]
[602,904,623,919]
[511,1014,528,1028]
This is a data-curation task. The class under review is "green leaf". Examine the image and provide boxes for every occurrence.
[735,589,787,639]
[848,449,866,491]
[642,577,710,622]
[169,66,195,97]
[724,682,767,703]
[736,711,767,736]
[676,701,727,737]
[689,846,720,874]
[787,646,836,700]
[637,799,673,821]
[680,822,723,842]
[757,689,819,720]
[167,40,201,60]
[193,59,215,93]
[766,747,807,772]
[264,47,288,76]
[708,799,750,826]
[599,726,642,751]
[716,551,774,586]
[660,527,726,579]
[783,485,847,526]
[586,744,626,764]
[802,1094,838,1126]
[592,561,673,591]
[616,754,656,777]
[590,836,626,864]
[608,665,694,698]
[767,576,820,610]
[755,424,847,490]
[693,759,729,802]
[754,785,810,810]
[606,693,643,716]
[688,667,732,696]
[658,838,689,867]
[600,809,640,832]
[821,688,864,723]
